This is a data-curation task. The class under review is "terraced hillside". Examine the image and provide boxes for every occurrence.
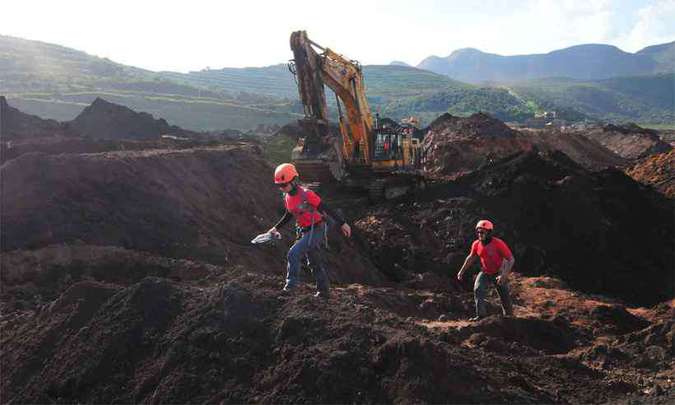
[3,35,673,129]
[165,64,535,124]
[0,35,299,130]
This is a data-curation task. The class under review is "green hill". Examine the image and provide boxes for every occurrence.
[165,64,469,101]
[379,87,533,123]
[0,35,299,130]
[417,42,675,83]
[161,64,296,99]
[2,35,672,128]
[170,64,510,124]
[509,73,674,125]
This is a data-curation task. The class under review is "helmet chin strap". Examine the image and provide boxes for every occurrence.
[288,179,299,195]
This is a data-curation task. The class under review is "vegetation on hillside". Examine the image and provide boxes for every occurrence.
[0,35,298,130]
[2,35,672,129]
[510,73,674,124]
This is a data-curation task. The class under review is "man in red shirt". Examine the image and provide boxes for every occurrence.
[266,163,351,299]
[457,219,515,321]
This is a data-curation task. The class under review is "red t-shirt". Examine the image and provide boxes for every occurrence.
[470,237,513,275]
[284,187,323,227]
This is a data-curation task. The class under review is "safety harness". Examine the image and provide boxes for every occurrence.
[289,186,329,248]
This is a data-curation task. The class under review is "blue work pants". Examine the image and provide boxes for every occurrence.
[285,223,329,292]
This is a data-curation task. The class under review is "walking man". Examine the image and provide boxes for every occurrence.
[457,220,515,321]
[266,163,351,298]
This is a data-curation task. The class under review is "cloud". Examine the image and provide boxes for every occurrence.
[4,0,674,70]
[620,0,675,51]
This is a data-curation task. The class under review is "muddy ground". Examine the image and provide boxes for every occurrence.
[626,150,675,198]
[1,102,673,403]
[421,113,672,178]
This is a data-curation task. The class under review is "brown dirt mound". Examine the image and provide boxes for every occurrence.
[427,112,518,140]
[524,128,628,170]
[580,123,672,160]
[0,135,224,165]
[0,98,261,165]
[3,105,675,403]
[1,270,641,404]
[0,145,380,285]
[459,150,674,306]
[626,150,675,198]
[69,97,199,140]
[574,320,674,389]
[454,316,577,354]
[0,245,220,314]
[355,150,674,306]
[422,113,529,176]
[421,113,627,177]
[0,96,72,139]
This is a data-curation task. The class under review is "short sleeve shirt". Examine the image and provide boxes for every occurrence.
[284,187,323,227]
[470,237,513,275]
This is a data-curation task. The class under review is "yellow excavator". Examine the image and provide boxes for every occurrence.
[288,30,424,199]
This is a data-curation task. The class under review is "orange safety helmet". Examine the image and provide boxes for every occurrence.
[274,163,299,184]
[475,219,494,231]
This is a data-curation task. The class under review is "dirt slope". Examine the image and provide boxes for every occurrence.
[0,145,379,285]
[355,150,674,307]
[458,150,674,306]
[2,256,672,404]
[626,150,675,198]
[1,95,71,139]
[580,123,672,160]
[69,97,199,140]
[2,107,674,403]
[422,113,530,176]
[524,128,627,169]
[421,113,628,177]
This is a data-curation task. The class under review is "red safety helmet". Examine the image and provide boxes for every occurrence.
[274,163,299,184]
[475,219,494,231]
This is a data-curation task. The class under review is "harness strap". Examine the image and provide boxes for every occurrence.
[295,186,327,248]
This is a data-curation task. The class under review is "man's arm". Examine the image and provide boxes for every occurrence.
[317,201,351,237]
[497,256,515,284]
[457,254,478,281]
[496,240,515,284]
[317,201,345,226]
[269,210,292,235]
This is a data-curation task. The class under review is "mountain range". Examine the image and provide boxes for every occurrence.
[416,42,675,83]
[1,35,673,130]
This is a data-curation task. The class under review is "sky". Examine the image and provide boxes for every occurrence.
[3,0,675,72]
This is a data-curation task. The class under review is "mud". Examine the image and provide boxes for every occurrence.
[421,113,631,177]
[2,105,673,404]
[580,123,672,160]
[626,150,675,198]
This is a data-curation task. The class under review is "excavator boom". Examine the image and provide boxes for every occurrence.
[288,31,423,195]
[290,31,373,165]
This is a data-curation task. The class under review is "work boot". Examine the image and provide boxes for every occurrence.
[314,290,330,299]
[281,285,295,295]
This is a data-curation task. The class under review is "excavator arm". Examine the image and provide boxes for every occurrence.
[290,31,373,165]
[289,31,329,123]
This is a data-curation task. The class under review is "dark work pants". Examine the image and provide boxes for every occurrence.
[474,271,513,317]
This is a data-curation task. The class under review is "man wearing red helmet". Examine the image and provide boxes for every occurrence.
[457,219,515,321]
[265,163,351,299]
